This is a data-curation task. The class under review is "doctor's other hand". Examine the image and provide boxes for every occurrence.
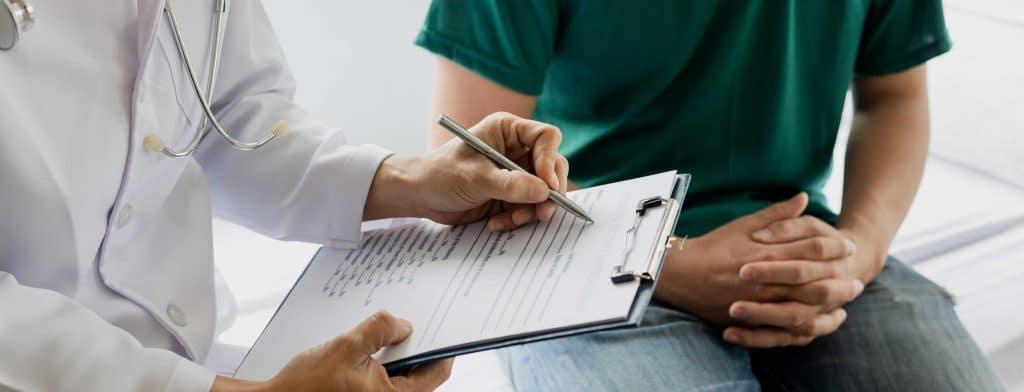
[212,311,453,392]
[365,112,568,231]
[653,193,863,347]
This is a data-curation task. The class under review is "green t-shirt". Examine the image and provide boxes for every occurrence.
[416,0,950,236]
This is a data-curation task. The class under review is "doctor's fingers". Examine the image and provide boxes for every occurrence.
[475,112,565,191]
[335,311,414,357]
[514,158,565,223]
[390,358,455,392]
[531,151,569,196]
[501,152,565,221]
[554,155,569,195]
[478,169,550,206]
[488,204,549,232]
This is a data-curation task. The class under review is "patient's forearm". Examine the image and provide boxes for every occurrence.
[839,66,931,282]
[427,57,538,149]
[425,59,592,190]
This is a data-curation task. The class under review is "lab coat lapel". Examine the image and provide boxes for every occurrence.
[136,0,164,65]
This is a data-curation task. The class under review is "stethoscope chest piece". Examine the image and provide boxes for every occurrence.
[1,0,33,51]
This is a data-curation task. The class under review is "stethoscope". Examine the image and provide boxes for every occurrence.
[1,0,286,158]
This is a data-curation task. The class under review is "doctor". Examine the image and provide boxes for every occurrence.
[0,1,569,391]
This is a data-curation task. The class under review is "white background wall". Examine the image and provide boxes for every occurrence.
[262,1,434,154]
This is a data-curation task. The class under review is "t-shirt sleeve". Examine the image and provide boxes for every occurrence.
[854,0,952,76]
[415,0,561,95]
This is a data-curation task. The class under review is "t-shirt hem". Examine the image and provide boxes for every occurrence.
[855,40,952,76]
[415,28,546,95]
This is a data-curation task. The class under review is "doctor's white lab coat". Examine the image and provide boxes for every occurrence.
[0,1,390,390]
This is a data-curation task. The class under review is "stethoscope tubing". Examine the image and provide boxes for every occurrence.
[1,0,286,157]
[156,0,282,158]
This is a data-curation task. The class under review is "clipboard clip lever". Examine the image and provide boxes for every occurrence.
[611,196,674,284]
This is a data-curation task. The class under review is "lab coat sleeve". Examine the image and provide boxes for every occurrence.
[0,272,216,391]
[194,0,392,248]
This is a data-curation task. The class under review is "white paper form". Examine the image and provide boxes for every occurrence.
[235,171,679,380]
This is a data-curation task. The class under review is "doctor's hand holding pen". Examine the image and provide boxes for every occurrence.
[363,111,570,232]
[212,112,569,391]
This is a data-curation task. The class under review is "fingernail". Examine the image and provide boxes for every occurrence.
[730,305,747,319]
[723,330,739,343]
[740,267,757,282]
[513,209,528,225]
[753,229,772,241]
[854,280,865,295]
[844,239,857,254]
[399,319,413,334]
[543,203,556,221]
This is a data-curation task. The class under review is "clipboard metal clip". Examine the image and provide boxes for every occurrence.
[611,196,675,284]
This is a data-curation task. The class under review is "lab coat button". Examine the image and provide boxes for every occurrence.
[116,204,133,229]
[167,304,187,327]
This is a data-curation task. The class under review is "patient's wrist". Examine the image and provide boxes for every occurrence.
[838,228,887,283]
[653,236,704,306]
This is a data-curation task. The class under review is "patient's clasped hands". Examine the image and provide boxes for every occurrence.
[655,193,870,348]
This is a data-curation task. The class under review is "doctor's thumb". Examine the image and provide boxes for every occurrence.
[339,311,414,355]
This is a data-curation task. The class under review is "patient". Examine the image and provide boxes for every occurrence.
[417,1,1003,390]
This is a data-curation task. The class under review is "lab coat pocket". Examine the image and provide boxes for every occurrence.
[147,29,203,150]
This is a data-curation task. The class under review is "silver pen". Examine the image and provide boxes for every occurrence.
[437,114,595,224]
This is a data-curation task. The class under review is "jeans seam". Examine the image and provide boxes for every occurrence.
[684,379,760,392]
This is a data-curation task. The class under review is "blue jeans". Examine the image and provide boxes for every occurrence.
[502,258,1004,391]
